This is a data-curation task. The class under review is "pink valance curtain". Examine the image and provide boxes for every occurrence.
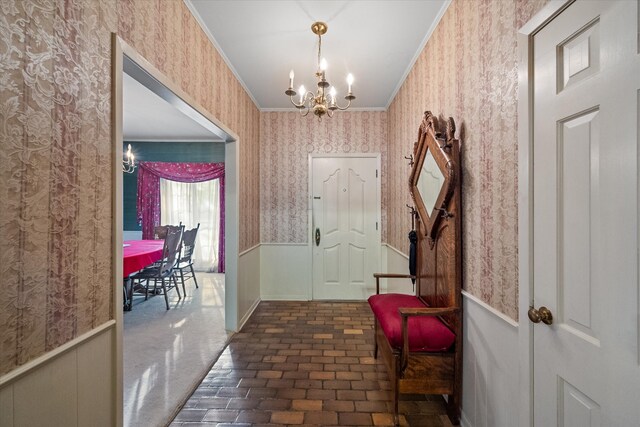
[136,161,225,272]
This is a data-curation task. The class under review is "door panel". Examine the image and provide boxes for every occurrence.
[312,157,379,300]
[559,377,601,427]
[348,243,365,284]
[323,169,340,235]
[348,168,365,235]
[323,244,340,284]
[532,1,640,425]
[558,109,599,340]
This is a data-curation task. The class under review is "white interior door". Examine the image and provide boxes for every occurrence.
[312,156,379,300]
[532,1,640,425]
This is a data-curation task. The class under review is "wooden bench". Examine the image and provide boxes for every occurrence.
[368,112,462,425]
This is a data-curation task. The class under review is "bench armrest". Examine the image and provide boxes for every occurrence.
[398,307,459,317]
[399,307,459,371]
[373,273,416,294]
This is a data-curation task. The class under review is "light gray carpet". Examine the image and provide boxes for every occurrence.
[123,273,231,427]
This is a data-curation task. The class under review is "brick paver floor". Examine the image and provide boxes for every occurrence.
[171,301,453,426]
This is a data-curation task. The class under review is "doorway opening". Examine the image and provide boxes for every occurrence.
[113,37,240,426]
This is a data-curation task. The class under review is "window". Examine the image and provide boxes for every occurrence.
[160,178,221,272]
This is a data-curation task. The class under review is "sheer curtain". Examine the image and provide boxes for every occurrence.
[160,178,221,272]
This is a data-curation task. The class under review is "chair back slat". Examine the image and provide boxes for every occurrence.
[179,223,200,263]
[159,226,183,275]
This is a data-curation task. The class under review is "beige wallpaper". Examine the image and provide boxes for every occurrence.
[260,111,387,243]
[0,0,260,376]
[387,0,547,320]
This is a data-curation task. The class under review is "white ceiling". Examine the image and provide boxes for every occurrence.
[187,0,449,110]
[123,72,223,142]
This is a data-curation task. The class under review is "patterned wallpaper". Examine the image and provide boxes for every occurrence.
[387,0,547,320]
[0,0,260,376]
[117,0,260,252]
[260,111,387,243]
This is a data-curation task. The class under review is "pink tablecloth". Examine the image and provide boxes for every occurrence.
[123,240,164,277]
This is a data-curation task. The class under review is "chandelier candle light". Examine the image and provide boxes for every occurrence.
[123,144,136,173]
[285,21,355,119]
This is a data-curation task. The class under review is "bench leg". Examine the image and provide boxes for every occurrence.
[393,358,400,426]
[373,320,379,359]
[446,392,461,425]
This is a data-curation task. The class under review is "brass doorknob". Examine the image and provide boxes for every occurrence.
[528,306,553,325]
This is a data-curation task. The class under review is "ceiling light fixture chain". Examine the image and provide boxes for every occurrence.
[285,21,355,120]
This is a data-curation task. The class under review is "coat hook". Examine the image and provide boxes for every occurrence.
[406,204,416,229]
[439,141,452,150]
[404,154,414,166]
[434,207,454,219]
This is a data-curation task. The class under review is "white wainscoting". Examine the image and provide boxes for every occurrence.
[381,244,414,294]
[237,244,261,330]
[259,243,413,300]
[260,243,311,300]
[461,291,520,427]
[0,322,116,427]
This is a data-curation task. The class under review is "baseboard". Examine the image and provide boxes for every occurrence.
[261,294,309,301]
[237,297,260,331]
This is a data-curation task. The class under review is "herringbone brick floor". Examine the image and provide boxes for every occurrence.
[171,301,452,426]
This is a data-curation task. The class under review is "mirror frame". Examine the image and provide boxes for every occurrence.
[409,112,457,239]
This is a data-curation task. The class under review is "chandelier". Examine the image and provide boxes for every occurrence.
[123,144,136,174]
[285,21,355,119]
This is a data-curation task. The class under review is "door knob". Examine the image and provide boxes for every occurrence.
[528,305,553,325]
[315,228,321,246]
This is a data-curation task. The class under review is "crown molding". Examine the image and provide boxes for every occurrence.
[384,0,452,110]
[184,0,261,110]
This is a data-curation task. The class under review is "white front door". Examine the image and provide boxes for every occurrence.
[532,1,640,425]
[311,156,379,300]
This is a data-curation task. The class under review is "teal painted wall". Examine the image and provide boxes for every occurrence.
[123,141,225,231]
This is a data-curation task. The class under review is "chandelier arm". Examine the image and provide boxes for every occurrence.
[334,98,353,111]
[289,96,305,109]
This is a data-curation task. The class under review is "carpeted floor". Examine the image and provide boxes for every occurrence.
[124,273,231,427]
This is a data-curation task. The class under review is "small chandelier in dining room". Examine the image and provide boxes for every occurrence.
[123,144,136,173]
[285,21,355,119]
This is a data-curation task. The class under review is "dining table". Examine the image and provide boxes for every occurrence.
[123,239,165,310]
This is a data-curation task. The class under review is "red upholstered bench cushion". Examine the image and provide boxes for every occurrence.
[368,293,455,352]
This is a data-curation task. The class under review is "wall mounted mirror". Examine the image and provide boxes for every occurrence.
[417,147,445,218]
[409,112,456,238]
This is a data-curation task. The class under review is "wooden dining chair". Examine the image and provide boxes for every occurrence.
[175,223,200,295]
[131,226,183,310]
